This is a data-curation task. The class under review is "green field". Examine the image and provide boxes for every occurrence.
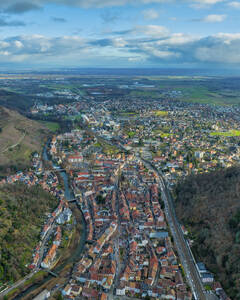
[40,121,60,132]
[93,142,102,147]
[153,130,172,138]
[132,77,240,106]
[210,130,240,137]
[154,110,168,117]
[118,111,137,116]
[45,84,86,96]
[95,139,120,155]
[128,131,136,138]
[130,90,160,99]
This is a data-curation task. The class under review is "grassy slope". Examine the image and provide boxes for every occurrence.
[0,106,49,176]
[174,167,240,299]
[0,183,58,284]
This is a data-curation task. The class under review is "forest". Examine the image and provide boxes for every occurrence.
[174,166,240,299]
[0,183,58,284]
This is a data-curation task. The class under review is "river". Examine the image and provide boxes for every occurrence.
[13,145,86,299]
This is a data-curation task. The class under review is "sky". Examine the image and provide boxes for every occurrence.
[0,0,240,69]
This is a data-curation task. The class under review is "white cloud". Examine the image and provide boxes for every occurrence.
[128,56,145,62]
[193,0,224,4]
[14,40,23,48]
[195,42,240,63]
[112,25,169,38]
[156,33,197,45]
[142,9,159,20]
[0,0,170,11]
[1,29,240,66]
[0,0,225,12]
[112,37,126,47]
[134,25,169,37]
[203,14,226,22]
[227,1,240,8]
[190,0,225,9]
[141,45,180,58]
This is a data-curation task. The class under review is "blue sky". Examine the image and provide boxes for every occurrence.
[0,0,240,68]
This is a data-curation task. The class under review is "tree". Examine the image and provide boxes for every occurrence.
[56,293,64,300]
[96,194,105,205]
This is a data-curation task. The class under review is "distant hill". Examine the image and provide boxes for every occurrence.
[174,167,240,299]
[0,106,49,177]
[0,183,58,284]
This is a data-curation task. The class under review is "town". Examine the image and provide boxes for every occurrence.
[0,75,238,300]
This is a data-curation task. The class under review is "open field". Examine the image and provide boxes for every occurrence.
[129,77,240,105]
[153,130,172,138]
[43,83,86,96]
[40,121,60,132]
[154,110,168,117]
[118,111,138,116]
[130,90,160,98]
[127,131,136,138]
[210,130,240,137]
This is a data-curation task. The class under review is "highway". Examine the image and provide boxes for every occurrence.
[140,156,207,300]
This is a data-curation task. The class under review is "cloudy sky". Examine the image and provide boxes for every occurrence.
[0,0,240,68]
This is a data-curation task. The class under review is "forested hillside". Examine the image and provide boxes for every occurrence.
[0,183,58,284]
[0,89,33,113]
[174,166,240,299]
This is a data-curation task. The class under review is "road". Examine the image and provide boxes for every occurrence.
[139,156,207,300]
[0,269,37,298]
